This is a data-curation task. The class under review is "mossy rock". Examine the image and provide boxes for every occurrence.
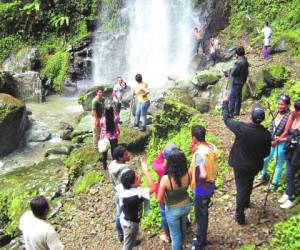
[0,71,18,97]
[194,98,211,113]
[162,86,195,108]
[154,98,199,138]
[45,144,74,157]
[77,84,114,111]
[263,64,290,87]
[72,114,92,137]
[193,70,221,89]
[250,72,269,100]
[0,94,29,156]
[118,126,152,152]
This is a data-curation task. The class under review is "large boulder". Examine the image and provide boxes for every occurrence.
[0,71,19,97]
[0,94,29,157]
[2,48,40,73]
[162,86,195,108]
[270,39,288,54]
[192,70,221,89]
[263,64,290,87]
[78,84,114,111]
[249,71,269,100]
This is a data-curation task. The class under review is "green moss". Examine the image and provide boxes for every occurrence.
[263,64,290,87]
[73,171,103,194]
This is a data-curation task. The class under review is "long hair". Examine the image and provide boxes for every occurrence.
[105,106,115,133]
[166,149,188,187]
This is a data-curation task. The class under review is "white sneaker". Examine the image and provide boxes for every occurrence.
[280,199,295,209]
[278,194,289,204]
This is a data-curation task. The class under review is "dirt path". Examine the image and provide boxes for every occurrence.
[55,110,289,250]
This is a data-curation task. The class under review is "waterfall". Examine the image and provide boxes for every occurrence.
[92,0,195,87]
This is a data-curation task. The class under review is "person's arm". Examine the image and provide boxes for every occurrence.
[141,158,156,194]
[222,92,241,135]
[92,99,100,127]
[157,176,167,204]
[46,228,64,250]
[195,154,207,180]
[276,112,295,142]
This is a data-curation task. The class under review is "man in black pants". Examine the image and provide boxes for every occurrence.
[222,92,271,225]
[229,47,249,117]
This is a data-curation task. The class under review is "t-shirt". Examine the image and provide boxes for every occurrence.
[194,150,215,198]
[112,84,126,103]
[116,184,150,224]
[108,160,131,187]
[135,82,149,103]
[91,96,105,118]
[19,211,64,250]
[261,26,272,46]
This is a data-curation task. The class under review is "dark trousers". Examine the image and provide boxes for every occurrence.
[113,101,122,114]
[196,39,204,54]
[234,170,255,221]
[286,160,300,201]
[229,85,243,116]
[194,195,211,250]
[102,139,118,168]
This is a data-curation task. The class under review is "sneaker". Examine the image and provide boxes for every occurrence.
[278,194,289,204]
[264,184,278,192]
[159,234,170,243]
[234,216,245,225]
[118,235,124,242]
[280,199,295,209]
[256,174,268,184]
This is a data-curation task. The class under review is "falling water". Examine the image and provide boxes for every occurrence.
[92,0,195,87]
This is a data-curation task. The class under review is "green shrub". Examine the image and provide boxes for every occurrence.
[73,171,103,194]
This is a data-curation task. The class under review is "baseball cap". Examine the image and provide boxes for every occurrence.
[251,106,265,124]
[163,144,177,159]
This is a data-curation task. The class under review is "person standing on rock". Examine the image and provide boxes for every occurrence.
[92,87,105,150]
[209,37,219,65]
[189,125,219,250]
[222,92,271,225]
[133,73,150,132]
[258,21,272,60]
[108,145,132,242]
[19,196,64,250]
[193,21,207,55]
[100,106,120,169]
[112,76,127,115]
[256,95,291,191]
[229,47,249,117]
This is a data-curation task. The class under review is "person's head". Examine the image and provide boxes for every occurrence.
[117,76,123,85]
[251,105,265,124]
[277,95,290,112]
[163,144,177,159]
[265,21,269,27]
[294,101,300,115]
[113,145,130,162]
[97,87,104,99]
[236,46,245,57]
[121,169,141,189]
[30,196,50,219]
[166,149,188,187]
[191,125,206,144]
[135,73,143,83]
[194,27,198,32]
[104,106,115,133]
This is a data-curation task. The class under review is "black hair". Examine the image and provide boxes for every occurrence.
[236,47,245,56]
[105,106,115,133]
[278,95,291,105]
[265,21,269,27]
[294,101,300,111]
[191,125,206,141]
[113,145,127,160]
[121,170,136,189]
[30,196,49,218]
[97,87,104,92]
[251,105,265,124]
[166,149,188,187]
[135,74,142,83]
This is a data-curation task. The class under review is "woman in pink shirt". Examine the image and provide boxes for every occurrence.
[152,144,177,243]
[100,106,120,169]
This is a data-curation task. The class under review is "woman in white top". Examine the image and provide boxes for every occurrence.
[258,21,272,59]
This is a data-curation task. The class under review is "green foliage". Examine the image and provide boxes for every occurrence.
[238,245,255,250]
[141,197,161,234]
[0,35,22,63]
[0,103,17,123]
[42,50,69,91]
[73,171,103,194]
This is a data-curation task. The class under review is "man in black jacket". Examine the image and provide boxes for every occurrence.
[222,92,271,225]
[229,47,249,117]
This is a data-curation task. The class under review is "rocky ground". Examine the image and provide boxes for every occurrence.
[55,108,289,250]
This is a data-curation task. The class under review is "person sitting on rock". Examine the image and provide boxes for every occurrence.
[112,76,127,116]
[256,95,291,191]
[19,196,64,250]
[100,106,120,169]
[116,161,154,250]
[108,145,132,242]
[133,74,150,132]
[92,87,105,150]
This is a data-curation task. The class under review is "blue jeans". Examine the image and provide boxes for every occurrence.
[136,100,150,126]
[261,142,286,185]
[194,195,211,250]
[115,194,123,238]
[229,85,243,116]
[165,203,191,250]
[286,160,300,201]
[234,170,255,221]
[159,204,169,230]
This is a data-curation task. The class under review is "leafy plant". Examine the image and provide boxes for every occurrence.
[73,171,103,194]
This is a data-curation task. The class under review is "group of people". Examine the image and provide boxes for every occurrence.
[91,74,150,169]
